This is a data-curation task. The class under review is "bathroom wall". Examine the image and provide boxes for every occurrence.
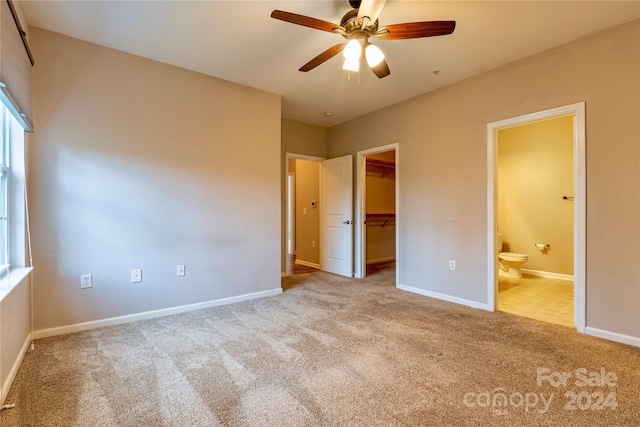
[366,151,396,263]
[295,159,320,266]
[498,116,574,275]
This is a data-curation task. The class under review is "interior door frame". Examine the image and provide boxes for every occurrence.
[285,152,325,275]
[287,172,295,255]
[355,143,399,282]
[486,102,586,333]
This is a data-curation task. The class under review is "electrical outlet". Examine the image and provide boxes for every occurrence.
[80,274,92,289]
[449,260,456,271]
[131,269,142,283]
[312,240,316,248]
[177,264,185,277]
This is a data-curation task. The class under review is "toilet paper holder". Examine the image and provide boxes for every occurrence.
[535,243,550,251]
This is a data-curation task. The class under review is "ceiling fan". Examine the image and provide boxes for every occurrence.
[271,0,456,79]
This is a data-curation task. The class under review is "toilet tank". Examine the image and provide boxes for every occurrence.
[497,232,503,253]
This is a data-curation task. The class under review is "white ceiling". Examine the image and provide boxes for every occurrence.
[22,1,640,127]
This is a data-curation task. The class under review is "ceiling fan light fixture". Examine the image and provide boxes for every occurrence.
[343,39,362,60]
[343,57,360,72]
[271,3,456,79]
[365,44,385,67]
[343,39,362,72]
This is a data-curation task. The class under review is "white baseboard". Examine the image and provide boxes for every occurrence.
[294,259,320,269]
[1,332,31,405]
[521,268,573,281]
[585,327,640,348]
[366,257,396,265]
[33,288,283,340]
[397,283,490,311]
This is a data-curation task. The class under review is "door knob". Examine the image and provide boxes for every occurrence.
[342,220,351,225]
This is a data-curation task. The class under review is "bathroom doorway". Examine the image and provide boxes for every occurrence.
[487,103,585,332]
[356,143,399,282]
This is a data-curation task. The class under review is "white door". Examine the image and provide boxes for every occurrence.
[321,155,353,277]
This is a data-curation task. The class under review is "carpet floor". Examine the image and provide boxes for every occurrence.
[1,266,638,426]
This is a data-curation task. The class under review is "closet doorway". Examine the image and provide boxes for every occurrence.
[356,143,399,281]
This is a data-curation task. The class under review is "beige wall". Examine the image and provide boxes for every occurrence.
[295,160,320,265]
[366,151,396,263]
[498,116,574,275]
[281,119,327,272]
[29,28,281,331]
[328,20,640,338]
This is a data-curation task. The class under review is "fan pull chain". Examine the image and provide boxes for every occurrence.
[346,70,361,86]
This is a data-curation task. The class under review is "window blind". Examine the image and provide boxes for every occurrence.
[0,0,33,132]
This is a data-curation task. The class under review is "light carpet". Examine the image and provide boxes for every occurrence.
[1,266,638,426]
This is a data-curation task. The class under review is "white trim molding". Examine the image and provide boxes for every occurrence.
[397,283,490,311]
[294,259,320,269]
[285,152,326,163]
[33,288,283,340]
[487,102,586,333]
[1,332,31,405]
[586,327,640,348]
[520,268,573,281]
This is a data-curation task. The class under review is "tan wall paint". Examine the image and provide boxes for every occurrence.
[280,119,327,271]
[366,150,396,263]
[295,160,320,265]
[498,116,574,275]
[29,28,281,330]
[328,20,640,338]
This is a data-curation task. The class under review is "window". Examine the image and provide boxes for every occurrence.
[0,102,25,274]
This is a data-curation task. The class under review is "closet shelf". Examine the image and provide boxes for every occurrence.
[366,159,395,178]
[366,213,396,228]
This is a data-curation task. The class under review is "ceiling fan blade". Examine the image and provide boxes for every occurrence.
[271,10,343,33]
[378,21,456,40]
[357,0,387,24]
[369,58,391,79]
[299,44,346,72]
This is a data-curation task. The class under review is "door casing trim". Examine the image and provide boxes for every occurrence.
[486,102,586,333]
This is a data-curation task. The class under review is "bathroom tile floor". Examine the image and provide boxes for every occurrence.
[498,274,574,328]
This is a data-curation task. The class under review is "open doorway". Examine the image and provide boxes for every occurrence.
[497,115,574,327]
[356,144,399,282]
[487,103,585,333]
[285,153,324,276]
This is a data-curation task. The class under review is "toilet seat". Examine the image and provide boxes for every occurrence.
[499,252,528,262]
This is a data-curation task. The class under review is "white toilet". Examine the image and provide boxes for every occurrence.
[497,232,528,279]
